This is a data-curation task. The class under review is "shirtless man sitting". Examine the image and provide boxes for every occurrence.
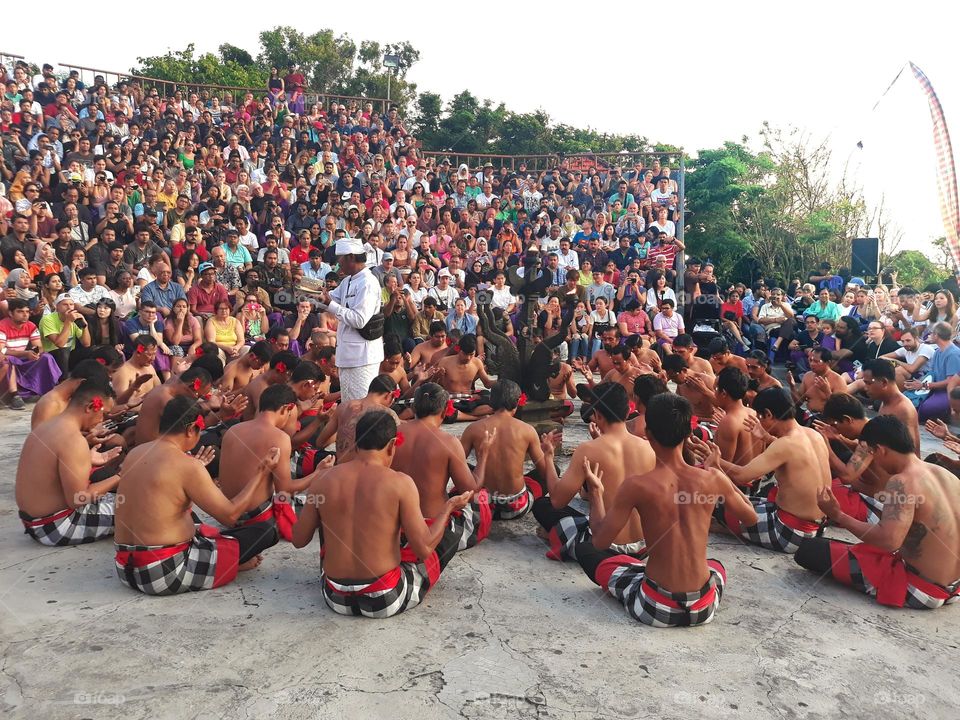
[293,409,473,618]
[220,341,272,392]
[240,351,300,420]
[534,382,655,562]
[31,360,113,428]
[797,415,960,609]
[436,333,495,421]
[111,335,161,402]
[219,384,332,542]
[627,374,668,439]
[460,379,554,520]
[16,380,123,545]
[861,359,920,455]
[744,350,781,405]
[663,354,717,420]
[709,387,830,553]
[575,328,623,400]
[576,393,758,627]
[114,396,281,595]
[311,374,400,464]
[134,367,247,446]
[576,346,645,404]
[788,347,847,417]
[713,367,762,466]
[408,321,448,373]
[672,334,715,378]
[816,393,888,525]
[705,338,749,375]
[392,383,496,551]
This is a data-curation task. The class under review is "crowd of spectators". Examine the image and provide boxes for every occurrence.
[4,57,957,429]
[0,57,691,407]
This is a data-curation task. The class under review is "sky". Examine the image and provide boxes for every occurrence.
[13,1,960,261]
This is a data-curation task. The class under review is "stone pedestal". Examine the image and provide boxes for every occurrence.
[517,399,565,437]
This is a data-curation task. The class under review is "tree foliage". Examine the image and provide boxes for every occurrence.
[890,249,943,288]
[134,44,267,88]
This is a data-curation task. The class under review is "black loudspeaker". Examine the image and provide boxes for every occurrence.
[851,237,880,276]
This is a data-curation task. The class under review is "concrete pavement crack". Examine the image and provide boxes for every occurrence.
[753,594,815,719]
[1,655,25,708]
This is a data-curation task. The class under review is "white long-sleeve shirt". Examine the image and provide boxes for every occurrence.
[327,267,384,368]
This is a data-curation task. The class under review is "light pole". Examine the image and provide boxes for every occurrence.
[383,54,400,104]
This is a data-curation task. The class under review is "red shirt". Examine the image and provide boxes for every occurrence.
[289,245,312,266]
[187,282,229,315]
[172,243,209,262]
[0,318,41,352]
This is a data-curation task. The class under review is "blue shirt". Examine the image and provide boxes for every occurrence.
[446,313,478,335]
[929,343,960,383]
[140,280,186,311]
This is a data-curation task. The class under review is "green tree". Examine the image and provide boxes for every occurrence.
[257,27,357,92]
[888,249,943,288]
[134,44,266,88]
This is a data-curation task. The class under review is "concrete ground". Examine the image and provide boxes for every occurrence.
[1,400,959,720]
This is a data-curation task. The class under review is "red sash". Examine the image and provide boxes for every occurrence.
[325,567,402,595]
[243,497,298,542]
[20,507,74,528]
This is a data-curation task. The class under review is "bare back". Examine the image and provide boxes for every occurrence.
[716,403,762,465]
[218,420,290,509]
[462,413,538,496]
[392,419,471,517]
[312,461,416,579]
[572,430,654,545]
[134,384,176,445]
[632,463,733,591]
[769,425,831,520]
[880,394,920,456]
[114,443,203,546]
[15,418,88,516]
[888,459,960,586]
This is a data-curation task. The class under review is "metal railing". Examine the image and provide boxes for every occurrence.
[53,60,393,116]
[419,150,684,173]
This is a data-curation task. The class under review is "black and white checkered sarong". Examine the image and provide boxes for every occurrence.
[19,495,117,546]
[115,526,240,595]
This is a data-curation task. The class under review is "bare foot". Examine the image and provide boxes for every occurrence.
[535,526,550,541]
[238,554,263,571]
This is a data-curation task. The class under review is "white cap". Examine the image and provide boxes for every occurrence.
[438,268,451,278]
[335,238,364,255]
[55,292,72,305]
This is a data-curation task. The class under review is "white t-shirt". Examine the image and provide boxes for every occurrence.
[402,285,428,309]
[649,220,676,237]
[556,249,579,272]
[490,285,517,310]
[522,190,543,214]
[892,343,936,367]
[239,232,259,254]
[653,311,684,339]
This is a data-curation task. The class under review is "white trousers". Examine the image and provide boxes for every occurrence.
[339,363,381,401]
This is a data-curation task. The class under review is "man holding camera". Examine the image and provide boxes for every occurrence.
[314,238,384,401]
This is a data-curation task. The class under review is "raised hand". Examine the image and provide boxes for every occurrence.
[448,490,475,512]
[817,485,841,520]
[588,421,601,439]
[259,447,281,474]
[91,443,123,466]
[812,419,838,442]
[478,427,498,456]
[540,429,561,456]
[925,419,950,440]
[192,445,217,466]
[220,393,248,419]
[582,458,604,494]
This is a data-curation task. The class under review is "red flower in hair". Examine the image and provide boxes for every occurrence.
[276,361,288,374]
[452,344,461,354]
[395,431,405,447]
[195,414,206,431]
[445,338,453,346]
[391,388,401,399]
[629,401,637,415]
[195,346,205,357]
[445,399,456,418]
[192,377,203,393]
[690,415,699,430]
[136,344,146,354]
[95,357,107,366]
[90,396,103,411]
[518,392,528,407]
